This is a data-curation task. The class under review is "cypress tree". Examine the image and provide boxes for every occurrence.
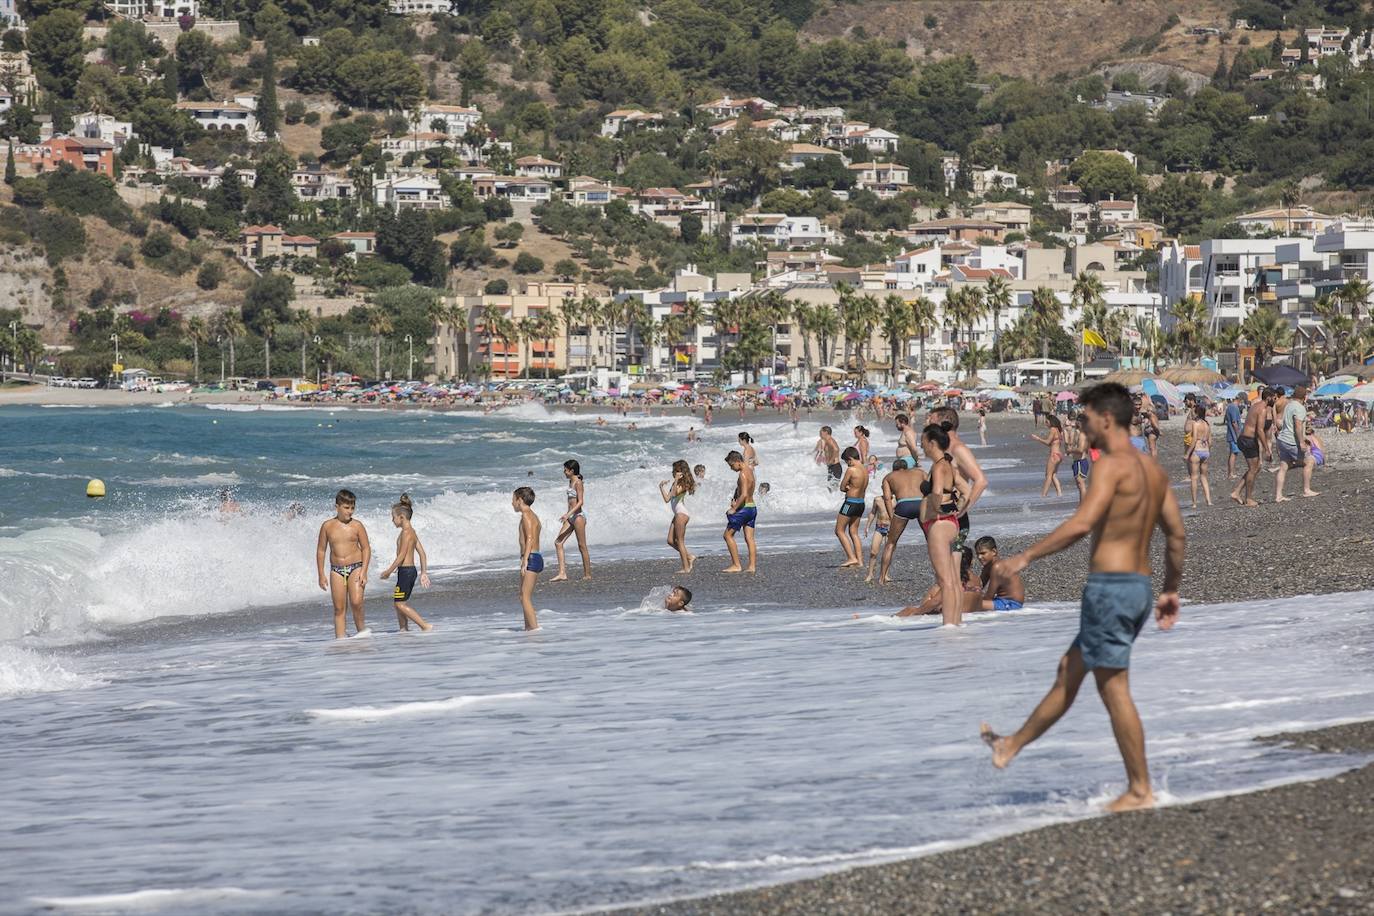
[258,48,280,139]
[4,142,15,186]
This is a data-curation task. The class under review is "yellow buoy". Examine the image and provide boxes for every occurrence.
[86,479,106,498]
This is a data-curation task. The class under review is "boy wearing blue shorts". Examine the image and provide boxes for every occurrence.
[980,383,1186,814]
[974,536,1024,611]
[722,450,757,573]
[513,486,543,631]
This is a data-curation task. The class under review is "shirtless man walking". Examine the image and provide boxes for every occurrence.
[979,383,1185,813]
[1229,391,1267,507]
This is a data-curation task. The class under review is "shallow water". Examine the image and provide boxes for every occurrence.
[5,405,1367,914]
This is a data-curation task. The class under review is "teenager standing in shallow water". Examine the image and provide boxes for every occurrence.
[551,459,591,581]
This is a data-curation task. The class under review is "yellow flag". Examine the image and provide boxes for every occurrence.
[675,351,690,364]
[1082,329,1108,348]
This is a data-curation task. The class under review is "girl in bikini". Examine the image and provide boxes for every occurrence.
[552,459,592,581]
[658,459,696,573]
[738,431,758,467]
[1031,414,1064,497]
[1187,403,1213,508]
[852,425,870,466]
[918,425,970,625]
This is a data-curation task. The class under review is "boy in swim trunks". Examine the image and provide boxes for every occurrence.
[379,493,433,632]
[664,585,692,612]
[1065,413,1089,501]
[981,382,1185,813]
[513,486,543,631]
[974,536,1024,611]
[815,426,842,486]
[863,492,891,584]
[834,446,868,568]
[722,450,757,573]
[315,489,372,639]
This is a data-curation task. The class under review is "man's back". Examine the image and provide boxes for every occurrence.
[1090,449,1167,575]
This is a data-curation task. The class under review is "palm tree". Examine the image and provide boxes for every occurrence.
[515,316,535,378]
[790,300,814,381]
[943,288,970,370]
[812,303,839,369]
[535,309,559,379]
[365,305,393,380]
[957,343,991,374]
[185,316,208,383]
[480,303,505,380]
[1028,287,1063,361]
[1239,308,1292,369]
[679,297,704,377]
[984,274,1012,365]
[1338,277,1371,326]
[494,315,517,379]
[1168,297,1209,363]
[851,293,881,379]
[294,308,317,379]
[835,282,857,369]
[553,297,576,380]
[880,294,911,383]
[1325,313,1355,367]
[1279,179,1300,236]
[909,295,937,379]
[216,308,245,377]
[259,310,277,378]
[622,299,652,370]
[425,296,449,381]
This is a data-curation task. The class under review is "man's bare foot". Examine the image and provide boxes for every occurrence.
[722,565,743,573]
[581,574,592,581]
[1229,491,1242,504]
[686,554,696,572]
[879,576,891,585]
[840,559,861,568]
[745,565,756,574]
[550,573,568,582]
[1105,787,1155,813]
[1275,495,1291,503]
[1301,490,1321,497]
[980,723,1017,769]
[1243,499,1259,507]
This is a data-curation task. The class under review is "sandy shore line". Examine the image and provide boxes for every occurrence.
[606,721,1374,915]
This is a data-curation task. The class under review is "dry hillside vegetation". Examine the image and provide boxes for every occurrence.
[804,0,1238,80]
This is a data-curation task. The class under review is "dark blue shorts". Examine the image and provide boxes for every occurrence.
[893,498,921,519]
[392,565,417,601]
[525,552,544,574]
[1071,458,1090,480]
[726,506,757,531]
[1071,572,1153,670]
[839,497,864,518]
[993,597,1023,612]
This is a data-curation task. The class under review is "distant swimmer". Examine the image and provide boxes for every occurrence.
[877,457,926,585]
[315,488,372,639]
[218,487,241,515]
[664,585,693,612]
[551,459,591,582]
[863,492,891,584]
[687,427,699,443]
[379,493,433,632]
[722,449,757,573]
[892,413,920,469]
[704,403,713,427]
[756,481,770,505]
[659,459,696,573]
[973,536,1024,611]
[738,431,758,467]
[980,383,1185,813]
[834,446,868,568]
[814,426,841,485]
[512,486,543,631]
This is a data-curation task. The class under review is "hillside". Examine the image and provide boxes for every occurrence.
[803,0,1242,81]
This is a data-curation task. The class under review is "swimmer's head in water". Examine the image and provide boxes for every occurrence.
[563,459,582,480]
[513,486,535,507]
[693,464,706,478]
[665,585,692,612]
[759,482,770,493]
[725,450,744,468]
[219,487,232,502]
[392,492,413,523]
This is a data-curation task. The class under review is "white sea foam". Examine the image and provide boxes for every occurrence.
[0,645,102,698]
[306,691,534,721]
[29,887,279,909]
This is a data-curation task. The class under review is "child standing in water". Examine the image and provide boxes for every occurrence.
[722,450,757,573]
[315,489,372,639]
[552,459,592,582]
[863,491,891,584]
[379,493,433,632]
[834,445,868,568]
[513,486,543,631]
[659,459,696,573]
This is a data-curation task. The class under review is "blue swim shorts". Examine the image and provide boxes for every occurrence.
[898,455,917,469]
[525,552,544,574]
[726,506,757,531]
[1071,572,1153,670]
[1071,458,1090,481]
[839,497,864,518]
[993,597,1023,612]
[1277,440,1305,466]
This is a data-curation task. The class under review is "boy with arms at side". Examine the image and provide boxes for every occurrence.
[513,486,543,631]
[835,446,868,568]
[315,489,372,639]
[722,450,758,573]
[974,536,1024,611]
[379,493,433,632]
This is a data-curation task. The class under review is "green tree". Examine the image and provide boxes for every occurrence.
[215,307,245,378]
[1069,150,1141,203]
[4,142,13,185]
[365,304,393,379]
[257,47,280,138]
[196,260,224,290]
[253,1,294,57]
[246,148,297,225]
[105,19,161,76]
[186,315,208,381]
[709,126,785,202]
[334,51,425,111]
[174,31,219,95]
[880,293,911,382]
[513,252,544,274]
[456,39,489,106]
[28,11,86,98]
[1239,307,1291,369]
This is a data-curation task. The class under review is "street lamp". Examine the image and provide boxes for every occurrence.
[404,334,414,381]
[313,335,322,386]
[216,335,224,383]
[109,332,120,382]
[8,319,19,375]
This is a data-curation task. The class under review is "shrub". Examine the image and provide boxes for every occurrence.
[483,278,509,294]
[12,177,46,208]
[196,259,224,290]
[304,111,320,126]
[283,100,306,124]
[512,252,543,274]
[140,230,174,259]
[115,243,135,267]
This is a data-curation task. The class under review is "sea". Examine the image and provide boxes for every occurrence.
[1,402,1371,915]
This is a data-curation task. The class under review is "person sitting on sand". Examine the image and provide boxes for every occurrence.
[974,536,1024,611]
[664,585,692,612]
[895,547,982,617]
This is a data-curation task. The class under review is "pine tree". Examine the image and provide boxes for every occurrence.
[1212,50,1228,87]
[4,142,15,186]
[258,48,280,139]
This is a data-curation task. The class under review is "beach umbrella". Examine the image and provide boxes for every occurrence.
[1176,383,1201,394]
[1161,364,1226,385]
[1315,382,1354,397]
[1102,368,1158,386]
[1250,365,1308,387]
[1344,385,1374,402]
[983,390,1017,400]
[1055,390,1078,401]
[1141,377,1184,409]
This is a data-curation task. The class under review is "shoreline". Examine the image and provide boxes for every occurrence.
[604,721,1374,915]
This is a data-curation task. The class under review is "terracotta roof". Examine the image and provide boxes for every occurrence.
[515,155,560,166]
[956,267,1016,280]
[282,235,319,245]
[1098,200,1136,210]
[788,143,838,156]
[423,104,480,114]
[332,231,376,239]
[1184,245,1201,259]
[241,224,284,235]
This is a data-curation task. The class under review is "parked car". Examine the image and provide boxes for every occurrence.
[76,377,98,388]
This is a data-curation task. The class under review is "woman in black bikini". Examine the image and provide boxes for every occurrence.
[919,424,970,625]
